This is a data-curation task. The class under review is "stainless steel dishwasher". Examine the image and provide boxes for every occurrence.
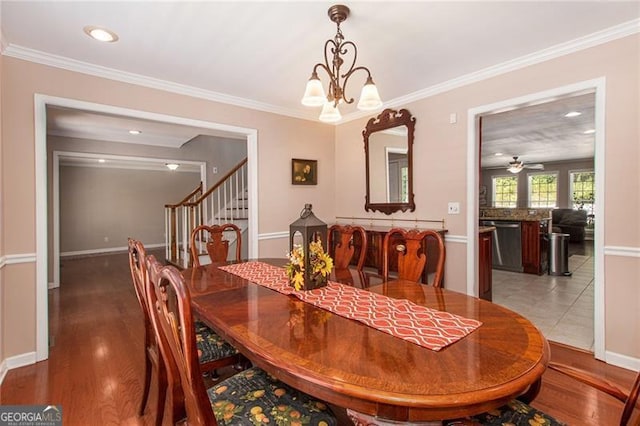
[481,220,523,272]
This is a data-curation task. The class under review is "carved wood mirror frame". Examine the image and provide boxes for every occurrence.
[363,108,416,215]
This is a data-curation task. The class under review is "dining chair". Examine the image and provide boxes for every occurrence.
[190,223,242,267]
[128,240,241,425]
[144,257,338,426]
[444,360,640,426]
[327,224,368,271]
[127,238,166,426]
[382,228,445,286]
[547,361,640,426]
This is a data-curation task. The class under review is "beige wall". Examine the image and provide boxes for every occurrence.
[0,34,638,364]
[336,35,640,358]
[0,56,335,358]
[59,166,200,253]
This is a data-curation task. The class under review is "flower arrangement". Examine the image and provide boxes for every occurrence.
[285,239,333,291]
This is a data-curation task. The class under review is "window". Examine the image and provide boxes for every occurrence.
[400,166,408,203]
[492,176,518,207]
[528,173,558,208]
[570,171,595,215]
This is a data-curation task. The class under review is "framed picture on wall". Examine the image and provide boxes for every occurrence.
[292,158,317,185]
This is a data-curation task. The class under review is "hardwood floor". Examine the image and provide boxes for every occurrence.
[0,252,637,425]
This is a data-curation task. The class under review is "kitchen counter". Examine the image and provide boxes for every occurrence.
[479,207,552,222]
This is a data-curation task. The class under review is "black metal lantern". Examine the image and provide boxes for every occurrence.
[289,204,329,290]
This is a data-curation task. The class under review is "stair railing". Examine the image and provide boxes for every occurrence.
[164,182,203,262]
[165,158,248,267]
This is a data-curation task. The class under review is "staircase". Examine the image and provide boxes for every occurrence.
[165,158,248,268]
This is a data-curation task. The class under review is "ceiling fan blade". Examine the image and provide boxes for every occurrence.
[524,164,545,170]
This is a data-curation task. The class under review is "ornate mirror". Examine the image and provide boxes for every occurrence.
[364,108,416,215]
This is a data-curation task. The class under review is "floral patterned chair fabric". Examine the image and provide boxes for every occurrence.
[444,399,565,425]
[194,320,238,363]
[208,367,337,425]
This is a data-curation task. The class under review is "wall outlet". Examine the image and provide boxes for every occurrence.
[447,202,460,215]
[104,236,109,242]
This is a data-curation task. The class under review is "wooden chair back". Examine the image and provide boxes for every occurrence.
[128,238,150,329]
[382,228,445,286]
[190,224,242,267]
[145,256,217,426]
[327,225,368,271]
[127,238,160,420]
[548,362,640,426]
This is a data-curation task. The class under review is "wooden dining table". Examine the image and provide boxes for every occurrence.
[184,259,549,423]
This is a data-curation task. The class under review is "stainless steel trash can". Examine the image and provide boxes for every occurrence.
[548,233,571,276]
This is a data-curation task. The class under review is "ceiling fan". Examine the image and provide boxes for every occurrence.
[506,156,544,173]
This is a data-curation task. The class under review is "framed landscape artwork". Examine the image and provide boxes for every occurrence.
[292,159,317,185]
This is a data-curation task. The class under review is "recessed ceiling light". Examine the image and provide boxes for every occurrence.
[583,129,595,134]
[128,130,141,135]
[98,159,106,163]
[494,152,503,156]
[83,26,119,43]
[564,111,581,118]
[165,163,179,171]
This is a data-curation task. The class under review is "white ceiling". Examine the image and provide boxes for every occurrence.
[47,106,244,148]
[2,1,638,155]
[481,92,596,169]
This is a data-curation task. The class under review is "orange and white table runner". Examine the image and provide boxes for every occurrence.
[218,261,481,351]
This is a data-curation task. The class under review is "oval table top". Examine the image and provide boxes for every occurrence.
[185,259,549,422]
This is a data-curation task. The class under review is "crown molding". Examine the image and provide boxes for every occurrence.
[341,18,640,124]
[2,44,319,122]
[2,19,637,125]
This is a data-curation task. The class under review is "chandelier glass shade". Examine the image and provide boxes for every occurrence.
[301,5,382,122]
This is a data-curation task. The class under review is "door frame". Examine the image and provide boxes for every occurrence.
[465,77,606,360]
[35,94,259,361]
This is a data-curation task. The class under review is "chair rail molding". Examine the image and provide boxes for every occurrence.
[0,253,37,268]
[258,231,289,241]
[603,245,640,257]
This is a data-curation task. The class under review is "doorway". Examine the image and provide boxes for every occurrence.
[466,78,606,360]
[34,94,259,361]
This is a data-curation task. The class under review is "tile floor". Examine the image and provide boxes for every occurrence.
[492,241,594,351]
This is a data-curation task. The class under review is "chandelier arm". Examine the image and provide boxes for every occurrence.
[340,65,373,105]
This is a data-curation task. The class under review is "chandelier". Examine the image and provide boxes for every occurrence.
[301,4,382,122]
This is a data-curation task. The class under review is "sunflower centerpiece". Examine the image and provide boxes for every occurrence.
[287,204,333,291]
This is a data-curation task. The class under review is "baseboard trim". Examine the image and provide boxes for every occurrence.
[605,350,640,372]
[0,359,7,386]
[5,352,37,371]
[61,243,164,258]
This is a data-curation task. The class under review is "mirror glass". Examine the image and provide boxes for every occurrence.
[364,109,415,215]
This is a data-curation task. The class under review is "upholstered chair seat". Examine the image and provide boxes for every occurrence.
[444,399,565,425]
[208,367,337,425]
[194,321,239,363]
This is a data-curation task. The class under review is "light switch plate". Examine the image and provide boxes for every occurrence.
[448,202,460,215]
